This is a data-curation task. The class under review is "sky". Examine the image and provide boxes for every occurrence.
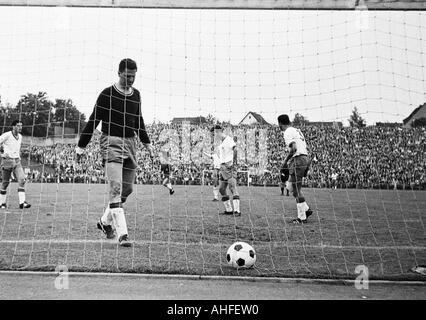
[0,6,425,125]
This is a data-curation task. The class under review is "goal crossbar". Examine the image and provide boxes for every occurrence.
[1,0,425,10]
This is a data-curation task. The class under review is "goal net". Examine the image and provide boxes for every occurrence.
[0,0,425,281]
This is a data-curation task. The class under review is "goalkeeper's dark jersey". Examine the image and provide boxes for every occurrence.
[78,85,150,148]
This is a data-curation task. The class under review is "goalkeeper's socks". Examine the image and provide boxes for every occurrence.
[297,203,307,220]
[222,198,233,212]
[225,200,233,212]
[18,188,25,205]
[0,189,6,204]
[110,205,128,238]
[302,201,309,212]
[232,196,240,213]
[213,187,219,199]
[166,182,172,190]
[101,206,113,226]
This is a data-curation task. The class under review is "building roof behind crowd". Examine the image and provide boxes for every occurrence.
[305,121,343,127]
[375,122,403,127]
[239,111,270,125]
[171,116,208,125]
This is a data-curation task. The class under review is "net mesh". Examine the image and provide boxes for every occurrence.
[0,3,425,280]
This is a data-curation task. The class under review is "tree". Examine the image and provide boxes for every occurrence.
[13,92,55,137]
[219,119,232,126]
[0,92,87,137]
[412,117,426,128]
[293,113,309,126]
[206,113,218,125]
[0,103,13,132]
[53,98,86,135]
[349,107,366,128]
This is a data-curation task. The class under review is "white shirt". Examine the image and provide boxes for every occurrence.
[0,131,22,159]
[159,150,170,164]
[212,153,221,169]
[283,127,308,157]
[218,135,236,164]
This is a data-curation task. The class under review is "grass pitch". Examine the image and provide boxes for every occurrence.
[0,183,425,281]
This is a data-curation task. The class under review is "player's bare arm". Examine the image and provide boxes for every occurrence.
[284,142,296,164]
[143,143,155,159]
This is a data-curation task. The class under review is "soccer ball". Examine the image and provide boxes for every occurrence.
[226,241,256,268]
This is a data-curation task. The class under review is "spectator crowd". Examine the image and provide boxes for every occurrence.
[15,123,426,190]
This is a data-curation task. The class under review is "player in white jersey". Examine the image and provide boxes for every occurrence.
[0,120,31,209]
[211,125,240,216]
[203,149,221,201]
[278,114,312,224]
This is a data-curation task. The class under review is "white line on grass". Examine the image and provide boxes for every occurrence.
[0,270,425,286]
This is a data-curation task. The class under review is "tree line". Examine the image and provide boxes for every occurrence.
[0,92,86,137]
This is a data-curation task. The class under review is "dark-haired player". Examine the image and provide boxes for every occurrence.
[211,125,240,216]
[76,58,154,247]
[0,120,31,209]
[278,114,313,224]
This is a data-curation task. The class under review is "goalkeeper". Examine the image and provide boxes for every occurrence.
[76,58,154,247]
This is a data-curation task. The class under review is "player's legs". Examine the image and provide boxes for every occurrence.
[105,161,130,245]
[161,165,174,194]
[290,177,306,221]
[212,170,219,200]
[291,156,312,223]
[121,158,137,204]
[161,164,169,186]
[98,161,119,239]
[166,175,174,194]
[219,181,233,213]
[219,180,233,213]
[98,135,133,245]
[162,176,169,186]
[285,181,291,196]
[104,161,122,212]
[0,167,12,207]
[227,177,240,215]
[280,182,284,195]
[14,161,30,208]
[219,166,234,213]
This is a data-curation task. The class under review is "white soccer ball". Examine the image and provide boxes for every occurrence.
[226,241,256,268]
